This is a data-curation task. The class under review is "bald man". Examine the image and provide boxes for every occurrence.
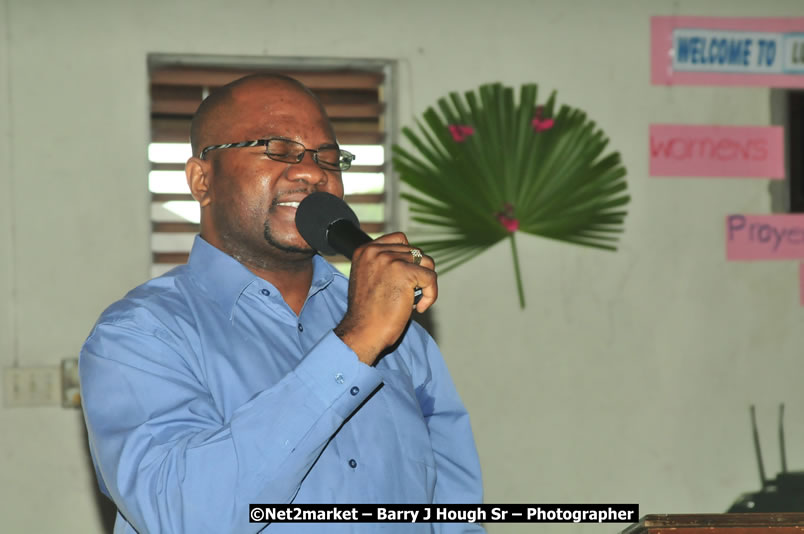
[80,74,484,533]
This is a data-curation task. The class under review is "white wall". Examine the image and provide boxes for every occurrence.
[2,1,803,532]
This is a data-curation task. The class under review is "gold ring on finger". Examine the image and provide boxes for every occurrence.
[410,248,423,266]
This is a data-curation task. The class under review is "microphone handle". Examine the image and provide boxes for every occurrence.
[327,220,423,305]
[327,220,372,260]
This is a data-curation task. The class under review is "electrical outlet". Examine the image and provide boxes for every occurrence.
[61,358,81,408]
[3,366,61,407]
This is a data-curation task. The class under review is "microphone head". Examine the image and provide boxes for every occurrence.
[295,192,360,255]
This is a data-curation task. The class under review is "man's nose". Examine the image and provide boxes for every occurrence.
[286,150,328,184]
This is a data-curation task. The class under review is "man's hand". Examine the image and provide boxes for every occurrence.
[334,233,437,365]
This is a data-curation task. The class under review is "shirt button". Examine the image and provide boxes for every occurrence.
[298,323,304,332]
[335,373,344,384]
[348,459,357,469]
[350,386,359,396]
[260,289,270,296]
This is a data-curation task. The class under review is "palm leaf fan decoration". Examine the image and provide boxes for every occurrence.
[392,83,629,308]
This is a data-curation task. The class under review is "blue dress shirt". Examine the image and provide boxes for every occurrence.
[80,236,484,533]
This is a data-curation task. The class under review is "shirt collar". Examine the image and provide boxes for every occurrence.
[187,235,339,319]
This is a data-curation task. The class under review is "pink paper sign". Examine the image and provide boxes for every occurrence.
[652,16,804,87]
[800,263,804,306]
[726,215,804,261]
[650,124,784,178]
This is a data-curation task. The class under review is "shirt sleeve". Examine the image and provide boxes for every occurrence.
[80,321,381,534]
[413,332,486,534]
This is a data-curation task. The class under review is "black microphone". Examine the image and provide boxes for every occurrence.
[295,192,423,304]
[295,192,370,258]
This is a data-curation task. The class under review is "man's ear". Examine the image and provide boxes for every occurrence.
[186,157,213,208]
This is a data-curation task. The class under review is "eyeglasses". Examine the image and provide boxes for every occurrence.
[199,137,355,171]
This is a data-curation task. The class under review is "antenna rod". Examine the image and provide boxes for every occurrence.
[779,403,788,473]
[751,405,767,487]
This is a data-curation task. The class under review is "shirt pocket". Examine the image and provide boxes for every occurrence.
[377,369,437,469]
[375,368,437,502]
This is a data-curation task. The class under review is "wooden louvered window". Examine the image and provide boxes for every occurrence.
[148,63,391,277]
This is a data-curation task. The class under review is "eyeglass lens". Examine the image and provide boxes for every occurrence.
[266,139,343,169]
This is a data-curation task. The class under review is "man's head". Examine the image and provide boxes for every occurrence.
[185,74,345,270]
